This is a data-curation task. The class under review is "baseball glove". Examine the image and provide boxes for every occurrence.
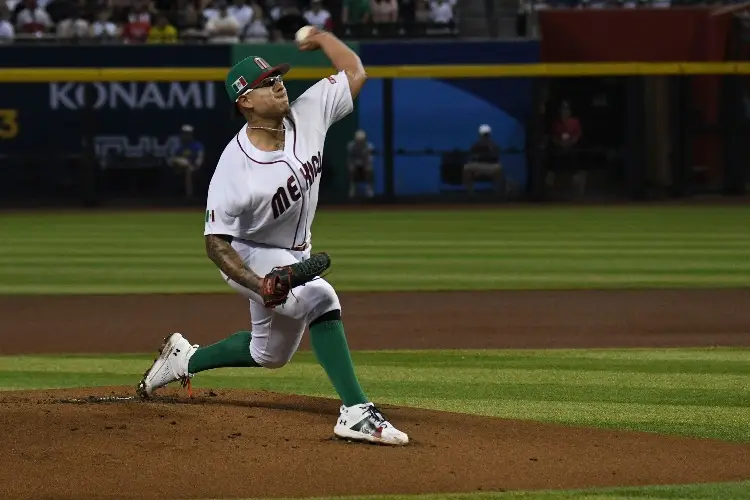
[260,252,331,308]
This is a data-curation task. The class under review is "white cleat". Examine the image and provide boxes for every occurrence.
[334,402,409,446]
[136,333,198,399]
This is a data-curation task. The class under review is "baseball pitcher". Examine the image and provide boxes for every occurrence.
[136,27,408,446]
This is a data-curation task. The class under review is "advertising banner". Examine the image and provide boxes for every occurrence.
[0,79,229,202]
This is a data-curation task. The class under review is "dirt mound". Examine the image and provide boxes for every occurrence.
[1,387,749,500]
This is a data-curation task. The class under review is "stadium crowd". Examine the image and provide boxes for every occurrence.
[0,0,457,43]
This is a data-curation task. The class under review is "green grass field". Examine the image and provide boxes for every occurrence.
[1,206,749,294]
[1,206,749,498]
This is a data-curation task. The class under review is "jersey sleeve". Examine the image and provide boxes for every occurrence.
[203,153,252,237]
[292,70,354,131]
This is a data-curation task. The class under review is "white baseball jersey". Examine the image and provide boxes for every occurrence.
[204,71,353,249]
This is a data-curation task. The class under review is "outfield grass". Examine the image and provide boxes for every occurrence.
[1,206,749,294]
[2,348,748,442]
[2,206,748,498]
[276,480,750,499]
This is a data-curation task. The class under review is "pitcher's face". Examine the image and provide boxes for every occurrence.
[238,76,290,118]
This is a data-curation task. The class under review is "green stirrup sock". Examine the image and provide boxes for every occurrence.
[187,330,259,374]
[308,319,368,407]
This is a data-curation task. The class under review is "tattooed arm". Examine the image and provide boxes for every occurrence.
[204,234,262,294]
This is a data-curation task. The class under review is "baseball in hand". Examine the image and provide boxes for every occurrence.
[295,25,315,44]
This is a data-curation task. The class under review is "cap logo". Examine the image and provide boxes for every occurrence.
[231,76,248,94]
[253,57,271,70]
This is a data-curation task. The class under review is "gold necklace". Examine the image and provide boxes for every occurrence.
[249,123,285,150]
[250,125,285,133]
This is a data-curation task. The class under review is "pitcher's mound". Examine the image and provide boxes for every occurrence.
[1,387,748,499]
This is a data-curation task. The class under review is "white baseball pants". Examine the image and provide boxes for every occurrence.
[218,238,340,368]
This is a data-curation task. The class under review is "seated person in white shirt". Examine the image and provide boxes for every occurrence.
[430,0,454,24]
[15,0,52,35]
[303,0,331,30]
[206,0,241,43]
[56,4,90,39]
[228,0,253,28]
[89,9,119,39]
[0,5,14,43]
[241,2,269,43]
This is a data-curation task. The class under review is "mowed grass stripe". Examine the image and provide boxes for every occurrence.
[8,233,750,243]
[2,207,749,294]
[4,248,750,259]
[3,258,749,272]
[351,351,750,373]
[4,363,748,407]
[4,349,750,370]
[1,349,748,441]
[4,206,747,230]
[7,348,748,363]
[269,480,750,499]
[5,356,748,390]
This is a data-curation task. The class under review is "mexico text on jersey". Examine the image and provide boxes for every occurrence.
[203,71,353,250]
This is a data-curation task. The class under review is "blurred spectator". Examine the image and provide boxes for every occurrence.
[174,0,204,38]
[272,0,305,41]
[10,0,51,18]
[15,0,52,35]
[42,0,68,25]
[429,0,453,23]
[303,0,332,30]
[0,5,13,42]
[56,4,90,39]
[152,0,176,12]
[167,124,205,201]
[228,0,252,28]
[546,100,586,195]
[147,11,177,43]
[399,0,414,24]
[551,101,581,152]
[202,0,219,21]
[89,8,118,40]
[371,0,397,23]
[342,0,370,23]
[240,2,268,42]
[463,124,503,196]
[203,0,231,22]
[414,0,430,22]
[347,129,375,199]
[205,0,241,43]
[121,0,153,43]
[269,0,295,21]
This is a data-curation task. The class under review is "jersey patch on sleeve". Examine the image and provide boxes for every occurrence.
[205,209,215,223]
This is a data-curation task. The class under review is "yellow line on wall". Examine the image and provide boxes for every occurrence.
[1,62,749,82]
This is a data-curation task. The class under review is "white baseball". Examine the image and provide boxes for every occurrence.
[295,25,315,44]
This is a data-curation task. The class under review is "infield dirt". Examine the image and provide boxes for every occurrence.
[0,289,749,499]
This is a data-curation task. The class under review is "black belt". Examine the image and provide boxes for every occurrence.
[291,242,309,251]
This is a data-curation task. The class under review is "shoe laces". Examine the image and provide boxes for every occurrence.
[364,404,387,425]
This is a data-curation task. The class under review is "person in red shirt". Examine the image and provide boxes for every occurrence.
[122,0,153,43]
[547,100,586,196]
[552,100,581,149]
